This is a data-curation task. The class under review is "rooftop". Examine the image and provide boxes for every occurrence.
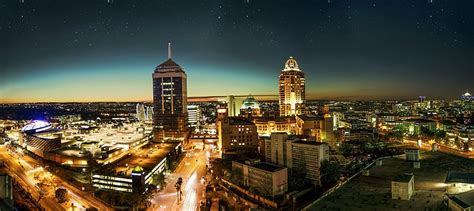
[154,59,185,73]
[448,190,474,209]
[445,171,474,184]
[307,152,474,210]
[297,115,322,121]
[235,160,285,172]
[292,140,326,146]
[99,143,178,177]
[228,117,255,126]
[393,173,413,183]
[240,95,260,110]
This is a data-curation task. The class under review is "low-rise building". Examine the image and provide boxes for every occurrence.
[445,171,474,194]
[264,133,329,186]
[405,148,420,161]
[447,190,474,211]
[391,173,414,200]
[92,143,181,192]
[232,159,288,197]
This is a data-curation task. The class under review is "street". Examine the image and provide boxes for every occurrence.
[151,146,215,210]
[0,145,112,211]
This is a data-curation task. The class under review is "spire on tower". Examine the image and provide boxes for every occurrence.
[168,42,172,59]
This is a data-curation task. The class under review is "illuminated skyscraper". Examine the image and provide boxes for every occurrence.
[279,57,305,116]
[187,105,201,128]
[152,43,188,141]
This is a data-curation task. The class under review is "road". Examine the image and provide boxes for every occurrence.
[0,145,112,211]
[0,146,65,210]
[151,146,214,210]
[403,138,474,159]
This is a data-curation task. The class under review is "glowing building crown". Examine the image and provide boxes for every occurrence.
[284,56,300,71]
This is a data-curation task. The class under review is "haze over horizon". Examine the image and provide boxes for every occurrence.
[1,0,473,103]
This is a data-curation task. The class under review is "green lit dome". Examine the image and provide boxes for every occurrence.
[241,95,260,110]
[132,165,144,172]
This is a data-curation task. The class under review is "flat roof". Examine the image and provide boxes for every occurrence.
[449,190,474,208]
[292,140,326,146]
[393,174,413,183]
[297,115,322,121]
[52,147,91,158]
[228,117,254,125]
[63,123,150,144]
[307,152,474,210]
[445,171,474,184]
[234,160,285,172]
[98,143,178,177]
[252,162,285,172]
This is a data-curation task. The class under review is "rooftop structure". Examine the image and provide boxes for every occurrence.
[445,172,474,184]
[21,120,52,134]
[447,190,474,211]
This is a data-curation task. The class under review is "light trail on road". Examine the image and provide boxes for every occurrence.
[182,171,198,210]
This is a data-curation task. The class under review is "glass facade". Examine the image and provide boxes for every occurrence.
[152,59,188,140]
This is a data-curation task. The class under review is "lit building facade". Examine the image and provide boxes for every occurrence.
[187,105,201,128]
[391,174,414,200]
[218,117,259,155]
[136,103,153,122]
[152,44,188,141]
[279,57,305,116]
[253,116,296,136]
[240,95,261,118]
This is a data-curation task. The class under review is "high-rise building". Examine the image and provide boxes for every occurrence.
[136,103,146,121]
[187,105,201,128]
[279,57,305,116]
[152,43,188,141]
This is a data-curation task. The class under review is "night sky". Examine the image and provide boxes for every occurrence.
[1,0,473,103]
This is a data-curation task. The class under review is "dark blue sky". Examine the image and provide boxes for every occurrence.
[1,0,473,102]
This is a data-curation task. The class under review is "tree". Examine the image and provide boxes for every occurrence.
[434,130,446,141]
[151,172,166,189]
[117,192,129,206]
[289,169,310,191]
[165,155,172,170]
[420,126,435,139]
[320,160,341,188]
[55,188,68,203]
[339,142,353,157]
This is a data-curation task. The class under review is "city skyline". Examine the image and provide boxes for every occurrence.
[2,0,474,103]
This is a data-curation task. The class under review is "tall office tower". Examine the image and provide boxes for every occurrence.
[279,57,305,116]
[187,105,201,128]
[152,43,188,141]
[145,106,153,122]
[136,103,146,121]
